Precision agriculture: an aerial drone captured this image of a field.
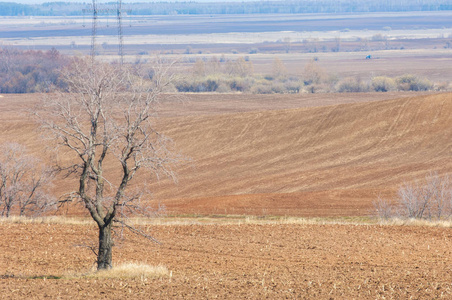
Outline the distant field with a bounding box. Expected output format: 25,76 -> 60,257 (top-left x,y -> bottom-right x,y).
1,11 -> 451,51
2,11 -> 451,83
1,91 -> 451,217
1,11 -> 452,37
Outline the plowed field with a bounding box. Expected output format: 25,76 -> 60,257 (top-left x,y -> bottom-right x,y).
1,91 -> 451,217
1,221 -> 452,299
2,92 -> 452,299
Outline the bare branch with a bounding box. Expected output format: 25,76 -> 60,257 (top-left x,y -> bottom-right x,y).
35,57 -> 179,270
0,143 -> 56,217
113,219 -> 161,245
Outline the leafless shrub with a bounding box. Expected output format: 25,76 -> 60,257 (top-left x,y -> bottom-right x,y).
375,172 -> 452,220
0,143 -> 56,217
396,74 -> 433,91
272,57 -> 288,78
302,59 -> 326,86
396,182 -> 430,219
373,196 -> 394,220
372,76 -> 396,92
335,77 -> 370,93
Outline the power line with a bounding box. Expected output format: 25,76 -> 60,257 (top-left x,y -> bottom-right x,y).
83,1 -> 131,65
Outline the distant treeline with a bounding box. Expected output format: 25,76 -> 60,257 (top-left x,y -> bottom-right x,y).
1,48 -> 449,94
1,0 -> 451,16
0,47 -> 70,93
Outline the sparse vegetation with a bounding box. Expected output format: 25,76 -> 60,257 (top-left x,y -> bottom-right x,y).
87,263 -> 169,279
335,77 -> 370,93
0,143 -> 55,217
372,76 -> 396,92
375,172 -> 452,220
395,74 -> 433,91
0,47 -> 449,95
0,47 -> 70,93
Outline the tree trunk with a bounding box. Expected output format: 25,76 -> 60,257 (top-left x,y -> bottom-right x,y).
97,222 -> 113,270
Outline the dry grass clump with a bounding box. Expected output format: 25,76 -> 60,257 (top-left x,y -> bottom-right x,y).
87,263 -> 169,279
377,217 -> 452,228
0,215 -> 92,225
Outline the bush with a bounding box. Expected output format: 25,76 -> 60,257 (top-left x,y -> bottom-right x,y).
0,47 -> 70,93
373,196 -> 394,220
435,82 -> 452,91
216,82 -> 232,93
270,82 -> 285,94
302,83 -> 331,94
272,57 -> 288,78
302,60 -> 325,85
226,57 -> 254,77
375,172 -> 452,220
249,48 -> 258,54
396,74 -> 433,91
249,77 -> 301,94
227,77 -> 252,92
250,84 -> 273,94
174,77 -> 220,93
372,76 -> 396,92
283,79 -> 302,93
335,77 -> 369,93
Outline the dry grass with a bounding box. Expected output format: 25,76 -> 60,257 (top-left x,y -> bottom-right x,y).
377,217 -> 452,228
0,215 -> 92,225
84,263 -> 169,279
3,215 -> 451,228
0,215 -> 366,226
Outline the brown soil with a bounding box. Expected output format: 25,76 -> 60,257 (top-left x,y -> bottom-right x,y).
1,92 -> 451,217
153,92 -> 452,216
1,222 -> 451,299
2,92 -> 452,299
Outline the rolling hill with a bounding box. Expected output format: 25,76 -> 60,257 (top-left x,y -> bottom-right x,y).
1,92 -> 451,216
155,92 -> 452,216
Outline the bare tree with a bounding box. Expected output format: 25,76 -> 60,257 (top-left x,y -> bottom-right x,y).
375,172 -> 452,220
397,182 -> 428,219
373,195 -> 393,220
37,57 -> 177,270
0,143 -> 55,217
272,57 -> 288,79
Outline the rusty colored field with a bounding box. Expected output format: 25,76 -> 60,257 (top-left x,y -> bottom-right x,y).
1,91 -> 452,298
154,92 -> 452,217
1,91 -> 451,217
1,221 -> 452,299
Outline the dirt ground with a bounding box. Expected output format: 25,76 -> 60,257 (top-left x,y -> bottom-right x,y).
2,10 -> 452,299
1,89 -> 452,300
1,92 -> 451,218
1,221 -> 451,299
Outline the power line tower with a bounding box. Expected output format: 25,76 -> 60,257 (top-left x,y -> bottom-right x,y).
90,0 -> 98,63
83,0 -> 128,65
116,0 -> 124,65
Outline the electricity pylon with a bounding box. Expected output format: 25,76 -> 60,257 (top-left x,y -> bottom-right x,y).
84,0 -> 126,65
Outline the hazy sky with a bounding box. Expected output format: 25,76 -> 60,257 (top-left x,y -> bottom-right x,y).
9,0 -> 261,3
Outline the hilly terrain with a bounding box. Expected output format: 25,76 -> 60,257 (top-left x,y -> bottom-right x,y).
153,92 -> 452,216
2,92 -> 452,299
0,92 -> 451,217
